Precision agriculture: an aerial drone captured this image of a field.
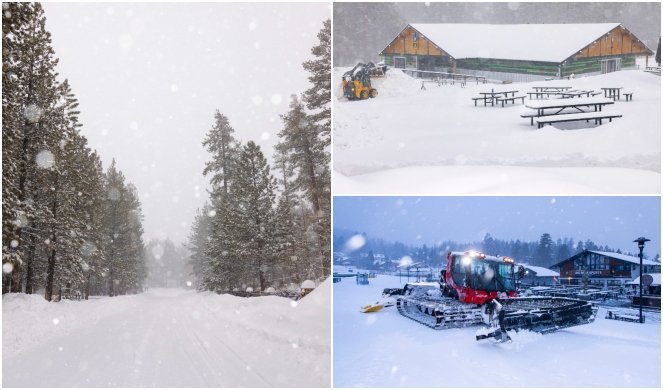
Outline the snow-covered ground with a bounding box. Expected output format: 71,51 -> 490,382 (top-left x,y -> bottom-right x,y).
3,280 -> 331,387
333,274 -> 661,388
333,68 -> 661,194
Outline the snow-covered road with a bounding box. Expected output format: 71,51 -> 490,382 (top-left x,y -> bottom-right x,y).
3,285 -> 330,387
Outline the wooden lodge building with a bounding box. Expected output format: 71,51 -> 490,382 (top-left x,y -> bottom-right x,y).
550,250 -> 662,289
379,23 -> 654,82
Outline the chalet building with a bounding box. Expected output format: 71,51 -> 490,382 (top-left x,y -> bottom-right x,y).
519,264 -> 560,286
626,273 -> 661,296
379,23 -> 654,82
550,250 -> 662,288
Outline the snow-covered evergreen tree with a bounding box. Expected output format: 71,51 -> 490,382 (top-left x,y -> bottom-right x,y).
2,2 -> 62,293
101,162 -> 146,296
302,19 -> 331,148
228,141 -> 278,291
187,203 -> 213,290
276,96 -> 330,277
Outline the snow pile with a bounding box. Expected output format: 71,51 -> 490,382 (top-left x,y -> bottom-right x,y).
3,284 -> 330,387
334,274 -> 661,388
2,292 -> 137,358
333,67 -> 421,100
334,69 -> 661,194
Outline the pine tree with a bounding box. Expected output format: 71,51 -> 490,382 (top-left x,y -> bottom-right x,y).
273,145 -> 314,284
2,2 -> 62,293
101,161 -> 146,296
302,19 -> 331,148
187,203 -> 213,290
202,110 -> 238,196
276,96 -> 330,277
200,111 -> 240,293
535,233 -> 554,266
228,141 -> 278,291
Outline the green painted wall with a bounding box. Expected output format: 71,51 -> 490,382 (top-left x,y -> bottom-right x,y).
381,53 -> 640,76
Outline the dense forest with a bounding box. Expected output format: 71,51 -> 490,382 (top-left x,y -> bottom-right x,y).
187,20 -> 331,294
334,228 -> 659,270
2,3 -> 146,298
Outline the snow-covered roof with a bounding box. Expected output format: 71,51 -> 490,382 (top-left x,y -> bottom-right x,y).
588,250 -> 659,266
407,23 -> 622,63
522,264 -> 559,277
627,273 -> 661,286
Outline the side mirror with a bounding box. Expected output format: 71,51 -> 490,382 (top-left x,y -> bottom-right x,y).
517,266 -> 526,279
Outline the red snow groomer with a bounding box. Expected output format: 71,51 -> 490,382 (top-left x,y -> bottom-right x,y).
363,251 -> 598,342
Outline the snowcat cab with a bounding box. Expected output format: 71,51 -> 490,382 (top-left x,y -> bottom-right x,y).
442,251 -> 519,305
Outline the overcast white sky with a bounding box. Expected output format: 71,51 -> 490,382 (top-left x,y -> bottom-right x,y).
43,2 -> 330,245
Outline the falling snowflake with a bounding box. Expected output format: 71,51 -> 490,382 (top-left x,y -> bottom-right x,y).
23,104 -> 43,123
251,95 -> 263,105
2,262 -> 14,274
399,256 -> 413,267
118,33 -> 133,50
52,318 -> 60,325
10,240 -> 18,248
344,234 -> 366,252
151,243 -> 164,259
107,187 -> 121,201
35,150 -> 55,169
248,21 -> 257,31
270,94 -> 282,105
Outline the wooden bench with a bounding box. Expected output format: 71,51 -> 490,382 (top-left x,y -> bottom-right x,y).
535,112 -> 622,129
590,91 -> 603,97
472,96 -> 493,106
623,92 -> 633,101
495,95 -> 526,107
606,310 -> 643,323
521,112 -> 567,126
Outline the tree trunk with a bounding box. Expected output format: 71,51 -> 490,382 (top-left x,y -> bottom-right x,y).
24,231 -> 37,294
44,245 -> 56,301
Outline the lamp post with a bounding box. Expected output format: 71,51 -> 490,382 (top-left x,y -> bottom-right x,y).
633,237 -> 650,324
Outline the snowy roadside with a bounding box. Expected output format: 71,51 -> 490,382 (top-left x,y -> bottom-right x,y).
2,292 -> 139,359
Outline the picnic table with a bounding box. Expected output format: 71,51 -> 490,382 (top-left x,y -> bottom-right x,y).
559,90 -> 594,98
524,97 -> 615,116
601,87 -> 623,101
532,86 -> 572,93
473,89 -> 519,106
521,97 -> 617,126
